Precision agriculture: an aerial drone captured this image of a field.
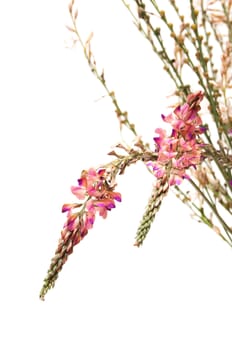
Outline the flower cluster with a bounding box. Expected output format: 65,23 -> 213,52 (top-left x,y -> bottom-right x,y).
149,91 -> 205,185
39,167 -> 121,300
63,168 -> 121,231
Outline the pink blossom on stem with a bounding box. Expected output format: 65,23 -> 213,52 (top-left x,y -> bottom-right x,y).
40,166 -> 121,300
149,91 -> 205,185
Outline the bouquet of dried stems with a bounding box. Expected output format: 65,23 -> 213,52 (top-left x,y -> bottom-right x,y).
40,0 -> 232,300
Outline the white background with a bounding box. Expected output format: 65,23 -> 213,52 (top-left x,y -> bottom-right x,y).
1,1 -> 232,349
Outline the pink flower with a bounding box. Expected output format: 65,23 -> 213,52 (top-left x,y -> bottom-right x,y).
71,168 -> 121,203
151,91 -> 205,185
63,167 -> 121,232
40,165 -> 122,300
161,91 -> 204,140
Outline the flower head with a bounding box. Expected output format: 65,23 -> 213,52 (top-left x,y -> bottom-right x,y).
150,91 -> 205,185
40,166 -> 121,300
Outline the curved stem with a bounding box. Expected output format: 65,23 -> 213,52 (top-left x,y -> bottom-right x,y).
189,178 -> 232,240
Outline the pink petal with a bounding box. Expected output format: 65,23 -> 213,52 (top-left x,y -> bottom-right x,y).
62,203 -> 81,213
71,186 -> 86,200
97,207 -> 108,219
95,199 -> 115,209
111,192 -> 121,202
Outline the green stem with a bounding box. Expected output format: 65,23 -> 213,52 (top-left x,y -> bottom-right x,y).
221,1 -> 232,44
189,178 -> 232,240
203,132 -> 232,194
174,186 -> 232,247
122,0 -> 189,95
70,12 -> 137,137
189,0 -> 232,149
200,0 -> 217,80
